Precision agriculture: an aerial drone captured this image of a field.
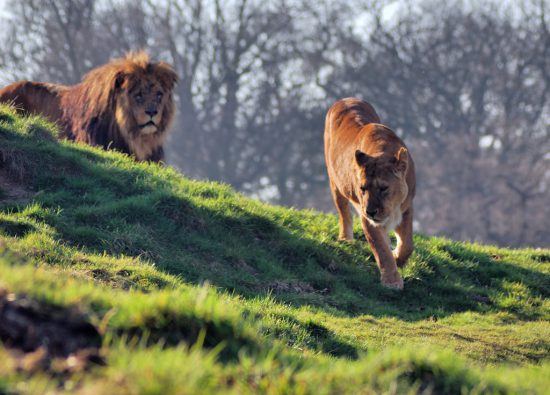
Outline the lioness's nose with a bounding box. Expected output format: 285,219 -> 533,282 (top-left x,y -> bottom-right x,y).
146,109 -> 158,117
366,208 -> 378,218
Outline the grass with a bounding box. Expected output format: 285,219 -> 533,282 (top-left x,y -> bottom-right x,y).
0,104 -> 548,393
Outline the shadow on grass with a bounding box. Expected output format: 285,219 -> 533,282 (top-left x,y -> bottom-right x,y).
0,218 -> 36,237
1,118 -> 549,325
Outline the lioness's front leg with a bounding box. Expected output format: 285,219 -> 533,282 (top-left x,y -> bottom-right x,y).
393,207 -> 414,268
361,217 -> 403,289
330,181 -> 354,240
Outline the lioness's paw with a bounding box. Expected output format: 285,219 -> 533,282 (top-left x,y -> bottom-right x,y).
393,252 -> 406,268
393,251 -> 412,268
381,274 -> 404,290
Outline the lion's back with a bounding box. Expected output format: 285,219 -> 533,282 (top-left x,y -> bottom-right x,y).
0,81 -> 67,123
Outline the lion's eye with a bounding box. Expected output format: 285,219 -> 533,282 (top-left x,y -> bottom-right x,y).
156,92 -> 163,100
360,185 -> 367,194
135,93 -> 143,102
380,186 -> 388,193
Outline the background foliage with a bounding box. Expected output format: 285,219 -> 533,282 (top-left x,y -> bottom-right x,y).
0,0 -> 548,247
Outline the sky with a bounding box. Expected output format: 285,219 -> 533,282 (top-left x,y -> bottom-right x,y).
0,0 -> 8,16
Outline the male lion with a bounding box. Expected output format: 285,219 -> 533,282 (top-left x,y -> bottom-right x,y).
0,51 -> 177,162
324,98 -> 416,290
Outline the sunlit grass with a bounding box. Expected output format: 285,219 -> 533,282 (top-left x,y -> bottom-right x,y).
0,104 -> 549,393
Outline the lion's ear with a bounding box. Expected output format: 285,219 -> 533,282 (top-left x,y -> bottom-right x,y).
355,150 -> 372,168
114,72 -> 126,90
394,147 -> 408,174
155,62 -> 178,90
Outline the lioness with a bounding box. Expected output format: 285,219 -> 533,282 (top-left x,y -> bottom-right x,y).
324,98 -> 416,289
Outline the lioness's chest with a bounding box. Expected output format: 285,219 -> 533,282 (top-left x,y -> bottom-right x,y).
350,201 -> 403,232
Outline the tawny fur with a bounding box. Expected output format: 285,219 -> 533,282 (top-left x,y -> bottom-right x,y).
0,52 -> 177,162
324,98 -> 416,290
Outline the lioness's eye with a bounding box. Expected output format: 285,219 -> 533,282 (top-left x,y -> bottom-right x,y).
157,91 -> 163,100
135,93 -> 143,102
360,185 -> 367,193
380,186 -> 388,193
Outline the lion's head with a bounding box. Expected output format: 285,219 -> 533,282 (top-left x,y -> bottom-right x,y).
354,146 -> 409,228
76,51 -> 178,160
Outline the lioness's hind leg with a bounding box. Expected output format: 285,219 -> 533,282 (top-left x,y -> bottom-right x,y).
330,182 -> 354,240
394,208 -> 414,268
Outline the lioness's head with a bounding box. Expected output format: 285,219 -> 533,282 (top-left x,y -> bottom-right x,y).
354,147 -> 409,227
106,52 -> 177,138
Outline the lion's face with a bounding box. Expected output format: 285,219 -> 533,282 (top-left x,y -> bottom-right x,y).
354,147 -> 409,227
64,51 -> 177,161
115,76 -> 172,136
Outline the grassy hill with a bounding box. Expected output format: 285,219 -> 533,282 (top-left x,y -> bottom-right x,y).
0,105 -> 548,394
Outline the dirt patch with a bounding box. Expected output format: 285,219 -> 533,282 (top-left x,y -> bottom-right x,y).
0,288 -> 103,375
0,168 -> 32,203
266,280 -> 328,295
234,259 -> 258,276
471,294 -> 491,304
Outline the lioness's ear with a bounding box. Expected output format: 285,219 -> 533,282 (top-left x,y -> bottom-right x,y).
355,150 -> 372,167
394,147 -> 408,173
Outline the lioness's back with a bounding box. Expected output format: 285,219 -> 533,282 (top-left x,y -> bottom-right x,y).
325,98 -> 381,138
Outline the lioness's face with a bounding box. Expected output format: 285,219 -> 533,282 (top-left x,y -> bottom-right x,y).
355,148 -> 409,226
125,78 -> 168,135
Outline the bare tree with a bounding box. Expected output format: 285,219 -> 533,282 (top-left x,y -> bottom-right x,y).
2,0 -> 100,83
0,0 -> 547,246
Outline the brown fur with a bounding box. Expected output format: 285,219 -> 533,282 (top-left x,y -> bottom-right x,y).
324,98 -> 416,289
0,52 -> 177,162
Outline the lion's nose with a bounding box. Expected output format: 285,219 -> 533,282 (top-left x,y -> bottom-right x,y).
366,208 -> 378,219
145,109 -> 158,117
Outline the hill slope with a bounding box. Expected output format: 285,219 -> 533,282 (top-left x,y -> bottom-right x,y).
0,105 -> 549,394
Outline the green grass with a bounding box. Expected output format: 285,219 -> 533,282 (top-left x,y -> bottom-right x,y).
0,104 -> 548,394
